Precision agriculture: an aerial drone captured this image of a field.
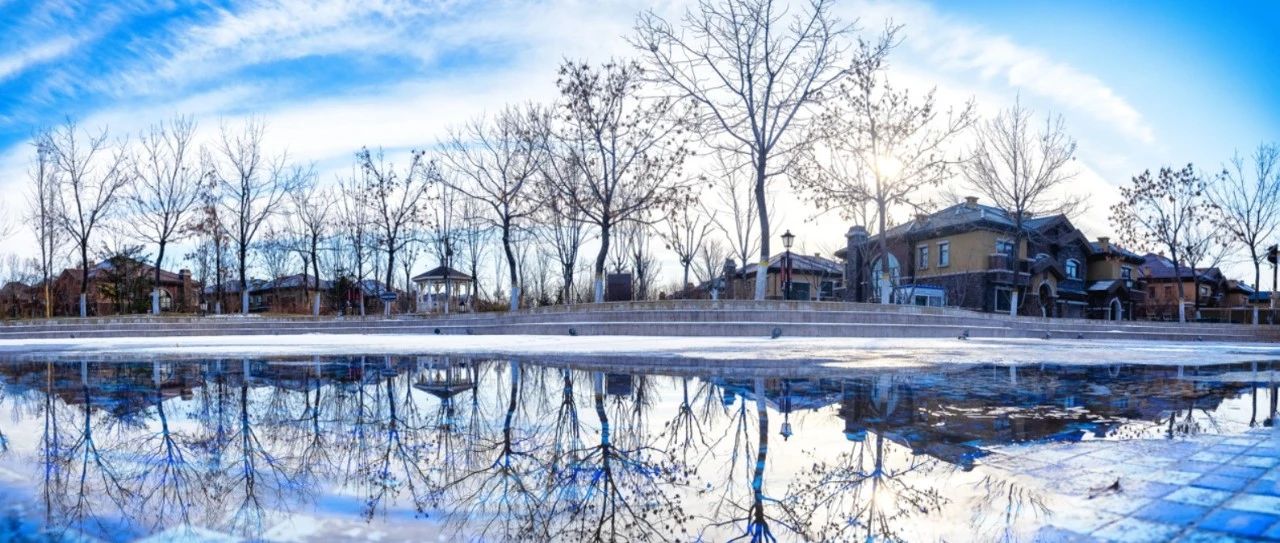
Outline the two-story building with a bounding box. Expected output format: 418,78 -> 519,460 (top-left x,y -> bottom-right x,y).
1137,254 -> 1228,320
1085,237 -> 1147,320
837,196 -> 1143,320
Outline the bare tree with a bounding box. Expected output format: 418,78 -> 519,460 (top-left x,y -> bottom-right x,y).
458,197 -> 490,306
707,152 -> 765,276
26,135 -> 64,318
441,105 -> 546,311
126,116 -> 203,315
962,99 -> 1076,315
426,177 -> 462,313
693,238 -> 729,286
337,165 -> 375,316
213,119 -> 301,315
635,0 -> 859,301
1111,164 -> 1208,322
796,29 -> 973,304
42,119 -> 133,317
1183,203 -> 1234,312
662,194 -> 713,294
1208,143 -> 1280,290
358,147 -> 435,316
536,141 -> 591,305
553,59 -> 693,302
288,172 -> 331,316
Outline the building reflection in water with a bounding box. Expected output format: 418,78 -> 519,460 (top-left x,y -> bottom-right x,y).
0,356 -> 1273,541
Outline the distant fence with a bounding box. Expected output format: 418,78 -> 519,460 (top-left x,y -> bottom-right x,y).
1194,307 -> 1280,325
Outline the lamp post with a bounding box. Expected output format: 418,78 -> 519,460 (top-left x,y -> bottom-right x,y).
781,230 -> 795,300
443,246 -> 454,315
1268,244 -> 1278,310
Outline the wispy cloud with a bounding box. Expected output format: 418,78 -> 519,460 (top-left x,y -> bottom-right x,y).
847,0 -> 1155,145
0,35 -> 85,83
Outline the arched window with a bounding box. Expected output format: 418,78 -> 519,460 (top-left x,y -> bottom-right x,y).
869,254 -> 900,296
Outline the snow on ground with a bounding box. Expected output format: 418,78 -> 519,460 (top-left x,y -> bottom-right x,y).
0,333 -> 1277,367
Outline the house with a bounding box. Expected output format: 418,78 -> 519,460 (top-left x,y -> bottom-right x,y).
1138,254 -> 1228,320
839,197 -> 1100,317
0,282 -> 38,319
1085,237 -> 1147,320
248,274 -> 331,313
836,196 -> 1142,319
53,257 -> 197,316
724,252 -> 844,301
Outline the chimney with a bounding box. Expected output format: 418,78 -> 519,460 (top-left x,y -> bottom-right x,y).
1097,237 -> 1111,252
964,196 -> 979,208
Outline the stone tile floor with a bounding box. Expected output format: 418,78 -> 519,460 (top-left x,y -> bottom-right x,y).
985,428 -> 1280,541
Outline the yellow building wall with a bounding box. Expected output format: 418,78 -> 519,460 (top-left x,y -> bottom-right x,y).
911,229 -> 1026,277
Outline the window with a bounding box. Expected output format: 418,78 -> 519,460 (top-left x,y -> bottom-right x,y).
869,255 -> 901,301
820,280 -> 836,300
938,242 -> 950,267
917,245 -> 929,270
995,288 -> 1013,312
1198,285 -> 1211,298
1065,259 -> 1080,279
1120,266 -> 1133,280
995,239 -> 1014,255
1163,285 -> 1173,299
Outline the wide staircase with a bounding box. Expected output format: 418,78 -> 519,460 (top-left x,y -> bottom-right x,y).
1,300 -> 1277,343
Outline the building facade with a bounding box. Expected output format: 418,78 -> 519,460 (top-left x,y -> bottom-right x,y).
838,197 -> 1145,319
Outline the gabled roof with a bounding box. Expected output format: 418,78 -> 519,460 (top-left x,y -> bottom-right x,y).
1139,253 -> 1224,282
412,266 -> 474,283
88,257 -> 188,283
740,253 -> 843,277
877,201 -> 1081,251
1089,242 -> 1144,263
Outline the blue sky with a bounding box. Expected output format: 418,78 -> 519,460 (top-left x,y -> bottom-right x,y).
1,0 -> 1277,280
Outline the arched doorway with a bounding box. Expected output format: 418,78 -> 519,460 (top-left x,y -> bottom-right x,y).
1109,297 -> 1123,321
1038,282 -> 1055,318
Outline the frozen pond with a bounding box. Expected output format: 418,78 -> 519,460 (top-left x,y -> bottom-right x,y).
0,353 -> 1278,541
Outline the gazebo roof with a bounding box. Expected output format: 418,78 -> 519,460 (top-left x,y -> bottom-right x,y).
411,266 -> 474,283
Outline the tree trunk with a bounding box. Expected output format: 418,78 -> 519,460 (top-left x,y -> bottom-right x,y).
753,158 -> 769,301
502,221 -> 520,311
1170,245 -> 1186,323
153,241 -> 166,315
1251,246 -> 1261,291
312,240 -> 321,317
239,245 -> 249,315
877,201 -> 891,305
593,222 -> 611,304
79,244 -> 89,318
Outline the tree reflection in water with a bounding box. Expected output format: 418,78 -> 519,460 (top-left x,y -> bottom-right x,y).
0,356 -> 1272,541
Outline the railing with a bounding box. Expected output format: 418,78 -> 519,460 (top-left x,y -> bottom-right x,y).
1194,307 -> 1280,325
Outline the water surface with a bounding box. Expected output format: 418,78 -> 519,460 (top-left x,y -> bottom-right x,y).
0,355 -> 1276,541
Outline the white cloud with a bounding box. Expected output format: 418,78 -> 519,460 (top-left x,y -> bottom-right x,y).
0,36 -> 85,83
845,0 -> 1155,145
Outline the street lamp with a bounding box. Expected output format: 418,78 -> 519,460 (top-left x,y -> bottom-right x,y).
781,230 -> 795,300
444,245 -> 454,315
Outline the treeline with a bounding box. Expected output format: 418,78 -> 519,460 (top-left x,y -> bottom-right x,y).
6,0 -> 1277,319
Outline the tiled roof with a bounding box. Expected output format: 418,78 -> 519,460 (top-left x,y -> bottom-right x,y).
1139,253 -> 1223,281
412,266 -> 474,282
740,252 -> 843,277
880,201 -> 1070,241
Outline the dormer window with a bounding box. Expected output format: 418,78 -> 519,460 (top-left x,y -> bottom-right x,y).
1065,259 -> 1080,279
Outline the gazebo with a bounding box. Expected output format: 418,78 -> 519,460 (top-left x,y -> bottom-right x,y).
411,265 -> 474,313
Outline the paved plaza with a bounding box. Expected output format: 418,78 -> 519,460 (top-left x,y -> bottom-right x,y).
986,428 -> 1280,541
